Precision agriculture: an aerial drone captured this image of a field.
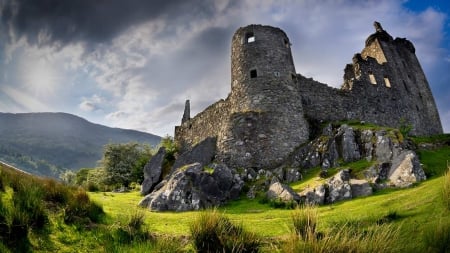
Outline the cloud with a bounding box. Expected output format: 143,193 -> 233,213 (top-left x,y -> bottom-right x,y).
0,0 -> 238,47
79,94 -> 105,112
1,85 -> 51,111
0,0 -> 448,136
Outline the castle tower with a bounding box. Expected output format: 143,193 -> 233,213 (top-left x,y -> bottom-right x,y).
217,25 -> 309,169
343,22 -> 443,135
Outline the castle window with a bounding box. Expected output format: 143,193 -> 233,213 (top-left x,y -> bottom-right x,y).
403,80 -> 409,93
283,38 -> 290,48
274,71 -> 280,77
368,71 -> 377,85
250,69 -> 257,78
384,76 -> 391,88
291,73 -> 297,81
416,105 -> 419,111
246,32 -> 255,43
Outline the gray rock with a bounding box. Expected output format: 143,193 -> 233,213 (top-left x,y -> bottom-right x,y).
285,168 -> 302,183
139,163 -> 241,211
300,185 -> 326,205
266,182 -> 301,202
326,170 -> 352,203
388,150 -> 426,187
350,179 -> 372,197
172,137 -> 217,170
140,147 -> 166,195
338,125 -> 361,162
375,132 -> 393,163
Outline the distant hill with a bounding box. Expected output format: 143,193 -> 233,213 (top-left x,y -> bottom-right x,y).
0,112 -> 161,177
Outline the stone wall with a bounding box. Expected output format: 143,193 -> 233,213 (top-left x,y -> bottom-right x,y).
174,22 -> 443,171
175,98 -> 230,152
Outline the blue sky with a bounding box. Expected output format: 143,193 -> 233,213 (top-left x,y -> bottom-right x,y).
0,0 -> 449,136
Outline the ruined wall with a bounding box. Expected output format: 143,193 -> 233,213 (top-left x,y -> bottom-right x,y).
175,99 -> 230,152
174,22 -> 443,171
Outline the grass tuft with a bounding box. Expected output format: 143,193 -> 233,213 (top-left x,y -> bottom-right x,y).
291,204 -> 318,240
424,219 -> 450,253
190,209 -> 260,253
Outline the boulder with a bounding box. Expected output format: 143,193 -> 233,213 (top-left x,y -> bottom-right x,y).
388,150 -> 426,187
139,163 -> 242,211
374,132 -> 393,163
350,179 -> 372,197
338,125 -> 361,162
172,137 -> 217,170
140,147 -> 165,195
326,169 -> 352,203
300,185 -> 326,205
266,182 -> 301,202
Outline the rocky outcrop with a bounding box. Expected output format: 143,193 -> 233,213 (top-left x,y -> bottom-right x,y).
172,137 -> 217,170
266,182 -> 301,202
290,124 -> 426,187
139,163 -> 243,211
300,170 -> 372,205
140,147 -> 165,195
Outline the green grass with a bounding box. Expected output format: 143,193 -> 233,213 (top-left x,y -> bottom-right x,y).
1,136 -> 449,252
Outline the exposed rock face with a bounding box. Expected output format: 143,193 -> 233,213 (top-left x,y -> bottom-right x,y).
327,169 -> 352,203
301,170 -> 372,205
266,182 -> 301,202
388,150 -> 426,187
140,147 -> 165,195
300,185 -> 326,205
350,179 -> 373,197
172,137 -> 217,170
139,163 -> 242,211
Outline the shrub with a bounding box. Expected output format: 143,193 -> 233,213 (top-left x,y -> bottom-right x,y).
291,204 -> 318,240
12,181 -> 48,229
64,188 -> 104,224
106,211 -> 150,247
190,209 -> 260,253
42,178 -> 71,204
444,162 -> 450,210
424,220 -> 450,253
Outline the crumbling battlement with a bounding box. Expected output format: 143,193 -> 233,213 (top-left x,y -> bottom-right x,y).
175,22 -> 443,170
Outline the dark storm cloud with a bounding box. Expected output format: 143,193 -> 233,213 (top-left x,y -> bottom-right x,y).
0,0 -> 237,46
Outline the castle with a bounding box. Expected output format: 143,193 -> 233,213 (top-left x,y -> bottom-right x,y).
175,22 -> 443,170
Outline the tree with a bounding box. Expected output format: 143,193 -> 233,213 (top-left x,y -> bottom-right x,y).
100,142 -> 153,188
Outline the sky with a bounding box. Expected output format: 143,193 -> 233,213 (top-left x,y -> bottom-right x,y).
0,0 -> 449,137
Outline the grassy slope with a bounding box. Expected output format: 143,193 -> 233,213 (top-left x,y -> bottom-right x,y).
88,144 -> 450,252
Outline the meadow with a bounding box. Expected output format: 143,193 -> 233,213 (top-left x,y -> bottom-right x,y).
0,138 -> 448,252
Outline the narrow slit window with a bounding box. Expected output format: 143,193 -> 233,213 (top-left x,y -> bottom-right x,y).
250,69 -> 257,78
246,32 -> 255,43
384,76 -> 391,88
368,71 -> 377,85
403,80 -> 409,93
274,71 -> 280,77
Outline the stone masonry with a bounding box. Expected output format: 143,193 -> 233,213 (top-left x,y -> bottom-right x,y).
175,22 -> 443,171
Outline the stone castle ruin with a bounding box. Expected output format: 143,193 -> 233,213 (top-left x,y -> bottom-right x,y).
174,22 -> 443,171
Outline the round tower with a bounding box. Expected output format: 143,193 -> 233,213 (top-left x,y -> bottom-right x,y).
229,25 -> 298,112
218,25 -> 309,169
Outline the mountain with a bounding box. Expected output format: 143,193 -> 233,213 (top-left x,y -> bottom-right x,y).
0,112 -> 161,177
